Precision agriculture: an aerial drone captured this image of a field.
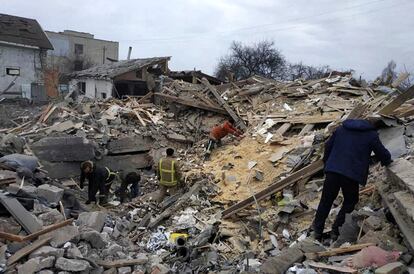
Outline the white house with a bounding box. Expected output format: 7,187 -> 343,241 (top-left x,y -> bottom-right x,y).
69,57 -> 170,99
0,13 -> 53,102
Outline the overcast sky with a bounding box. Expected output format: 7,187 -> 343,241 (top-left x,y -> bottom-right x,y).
3,0 -> 414,80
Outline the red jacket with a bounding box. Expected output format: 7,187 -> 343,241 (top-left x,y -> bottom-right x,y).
210,121 -> 242,140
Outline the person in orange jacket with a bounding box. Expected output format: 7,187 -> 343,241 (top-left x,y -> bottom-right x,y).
205,119 -> 243,158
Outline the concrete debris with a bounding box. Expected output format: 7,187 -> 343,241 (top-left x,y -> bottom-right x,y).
1,73 -> 414,273
55,257 -> 91,272
36,184 -> 64,205
77,211 -> 107,232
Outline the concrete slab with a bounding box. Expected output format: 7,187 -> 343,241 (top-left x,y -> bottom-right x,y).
107,136 -> 152,155
32,136 -> 95,162
97,154 -> 152,172
379,126 -> 407,159
388,159 -> 414,195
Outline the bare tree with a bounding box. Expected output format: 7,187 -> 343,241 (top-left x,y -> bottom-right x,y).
287,62 -> 331,81
215,40 -> 287,81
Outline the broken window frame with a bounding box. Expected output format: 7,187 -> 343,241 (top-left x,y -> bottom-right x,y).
74,43 -> 84,55
77,81 -> 86,95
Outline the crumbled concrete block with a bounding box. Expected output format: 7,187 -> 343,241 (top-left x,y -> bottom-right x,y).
17,258 -> 40,274
6,183 -> 37,195
261,247 -> 304,274
0,217 -> 21,234
66,244 -> 83,259
55,257 -> 90,272
38,209 -> 65,226
365,215 -> 383,231
118,266 -> 132,274
150,264 -> 170,274
32,136 -> 95,162
80,230 -> 107,249
29,246 -> 64,258
375,262 -> 406,274
39,225 -> 80,248
36,184 -> 64,205
38,270 -> 54,274
17,256 -> 54,274
77,211 -> 107,232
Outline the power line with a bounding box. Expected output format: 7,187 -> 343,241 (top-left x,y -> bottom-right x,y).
119,0 -> 397,43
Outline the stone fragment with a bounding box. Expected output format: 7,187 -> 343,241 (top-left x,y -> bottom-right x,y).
118,266 -> 132,274
77,211 -> 107,232
38,270 -> 54,274
38,209 -> 65,226
0,217 -> 21,234
80,230 -> 107,249
29,246 -> 64,258
375,262 -> 407,274
102,244 -> 123,257
261,247 -> 304,274
36,184 -> 64,205
365,215 -> 383,231
103,268 -> 117,274
17,256 -> 54,274
40,225 -> 80,248
66,244 -> 83,259
55,257 -> 90,272
7,183 -> 37,195
150,264 -> 170,274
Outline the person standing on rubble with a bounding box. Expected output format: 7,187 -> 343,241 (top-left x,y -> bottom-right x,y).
115,170 -> 140,203
157,148 -> 181,202
311,118 -> 391,241
80,161 -> 117,205
205,119 -> 243,158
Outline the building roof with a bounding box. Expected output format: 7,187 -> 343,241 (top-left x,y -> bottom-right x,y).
0,13 -> 53,49
71,57 -> 171,79
169,70 -> 223,85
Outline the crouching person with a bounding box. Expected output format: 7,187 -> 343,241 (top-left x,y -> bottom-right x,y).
157,148 -> 181,203
116,170 -> 140,203
80,161 -> 116,205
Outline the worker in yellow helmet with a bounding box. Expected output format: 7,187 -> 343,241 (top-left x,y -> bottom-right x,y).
156,148 -> 181,202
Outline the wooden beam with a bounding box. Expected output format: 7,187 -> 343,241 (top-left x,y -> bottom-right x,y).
222,159 -> 324,219
298,124 -> 314,136
305,243 -> 374,260
201,78 -> 247,130
7,236 -> 52,266
0,219 -> 74,242
378,85 -> 414,115
154,93 -> 227,115
308,262 -> 357,274
275,123 -> 292,136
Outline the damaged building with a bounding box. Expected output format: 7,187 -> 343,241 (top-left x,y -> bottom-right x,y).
68,57 -> 170,99
1,71 -> 414,273
0,13 -> 53,101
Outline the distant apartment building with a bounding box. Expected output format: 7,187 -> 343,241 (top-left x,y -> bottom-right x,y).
45,30 -> 119,72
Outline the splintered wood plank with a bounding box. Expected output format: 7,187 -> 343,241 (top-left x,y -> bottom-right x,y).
201,78 -> 247,130
154,93 -> 227,115
308,262 -> 357,273
7,237 -> 52,266
275,123 -> 292,136
298,124 -> 315,136
379,85 -> 414,115
305,243 -> 374,259
222,159 -> 324,219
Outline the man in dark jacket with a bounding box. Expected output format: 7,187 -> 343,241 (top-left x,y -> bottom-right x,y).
115,170 -> 140,203
312,119 -> 391,241
80,161 -> 117,204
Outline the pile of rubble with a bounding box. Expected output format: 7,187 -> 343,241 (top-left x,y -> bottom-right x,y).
0,73 -> 414,273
